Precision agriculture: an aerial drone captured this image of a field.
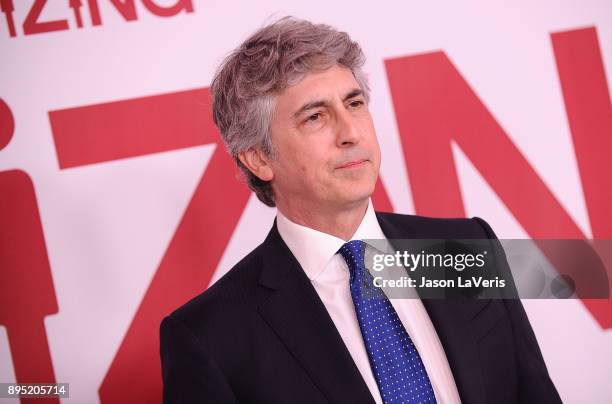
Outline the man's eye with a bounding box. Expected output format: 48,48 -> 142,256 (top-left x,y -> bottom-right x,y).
349,100 -> 364,108
306,113 -> 321,122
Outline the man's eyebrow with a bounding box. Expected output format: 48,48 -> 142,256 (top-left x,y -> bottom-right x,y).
293,100 -> 327,119
292,88 -> 364,119
343,88 -> 363,101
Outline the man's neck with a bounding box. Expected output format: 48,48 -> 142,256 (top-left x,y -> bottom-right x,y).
276,199 -> 370,241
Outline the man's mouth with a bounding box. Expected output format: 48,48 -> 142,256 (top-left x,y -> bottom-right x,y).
336,159 -> 368,169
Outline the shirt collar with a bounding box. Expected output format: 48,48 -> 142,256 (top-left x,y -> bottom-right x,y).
276,199 -> 387,281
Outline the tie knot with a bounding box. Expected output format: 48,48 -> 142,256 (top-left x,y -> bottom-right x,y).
338,240 -> 366,276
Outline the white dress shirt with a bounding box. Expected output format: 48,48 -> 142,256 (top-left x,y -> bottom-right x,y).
276,200 -> 462,404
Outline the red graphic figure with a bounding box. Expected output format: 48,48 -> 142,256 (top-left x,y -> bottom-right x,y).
0,99 -> 60,404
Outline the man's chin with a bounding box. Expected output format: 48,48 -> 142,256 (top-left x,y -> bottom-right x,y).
332,184 -> 376,206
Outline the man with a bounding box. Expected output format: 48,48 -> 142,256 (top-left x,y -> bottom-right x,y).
160,17 -> 561,403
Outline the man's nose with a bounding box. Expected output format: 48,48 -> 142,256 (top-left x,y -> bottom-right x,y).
335,107 -> 360,147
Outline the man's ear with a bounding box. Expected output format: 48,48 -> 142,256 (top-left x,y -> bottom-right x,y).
238,148 -> 274,181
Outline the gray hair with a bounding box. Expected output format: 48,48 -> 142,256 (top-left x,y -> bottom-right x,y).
210,16 -> 370,207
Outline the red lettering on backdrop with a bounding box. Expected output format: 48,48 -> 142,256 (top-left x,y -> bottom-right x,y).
0,98 -> 14,149
0,0 -> 16,37
385,27 -> 611,328
50,89 -> 212,168
552,27 -> 612,326
2,0 -> 193,37
142,0 -> 193,17
22,0 -> 69,35
49,88 -> 251,402
87,0 -> 137,26
69,0 -> 84,29
0,170 -> 60,404
552,29 -> 612,238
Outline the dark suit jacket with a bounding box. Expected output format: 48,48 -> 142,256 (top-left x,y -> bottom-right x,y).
159,212 -> 562,403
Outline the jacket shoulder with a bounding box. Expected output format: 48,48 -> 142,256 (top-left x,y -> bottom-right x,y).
375,211 -> 495,239
165,241 -> 266,335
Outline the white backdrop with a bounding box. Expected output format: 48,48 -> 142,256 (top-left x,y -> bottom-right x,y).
1,1 -> 611,403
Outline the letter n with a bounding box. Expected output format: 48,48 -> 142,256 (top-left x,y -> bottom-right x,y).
87,0 -> 137,26
384,27 -> 611,328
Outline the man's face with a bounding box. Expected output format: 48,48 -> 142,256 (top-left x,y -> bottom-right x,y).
267,64 -> 381,213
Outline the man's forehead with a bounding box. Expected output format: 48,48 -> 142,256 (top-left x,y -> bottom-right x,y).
277,65 -> 361,109
289,65 -> 357,92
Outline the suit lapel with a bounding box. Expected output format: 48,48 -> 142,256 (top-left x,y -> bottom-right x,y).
376,213 -> 487,404
257,222 -> 375,404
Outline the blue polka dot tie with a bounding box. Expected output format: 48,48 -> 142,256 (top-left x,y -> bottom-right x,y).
339,240 -> 437,404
